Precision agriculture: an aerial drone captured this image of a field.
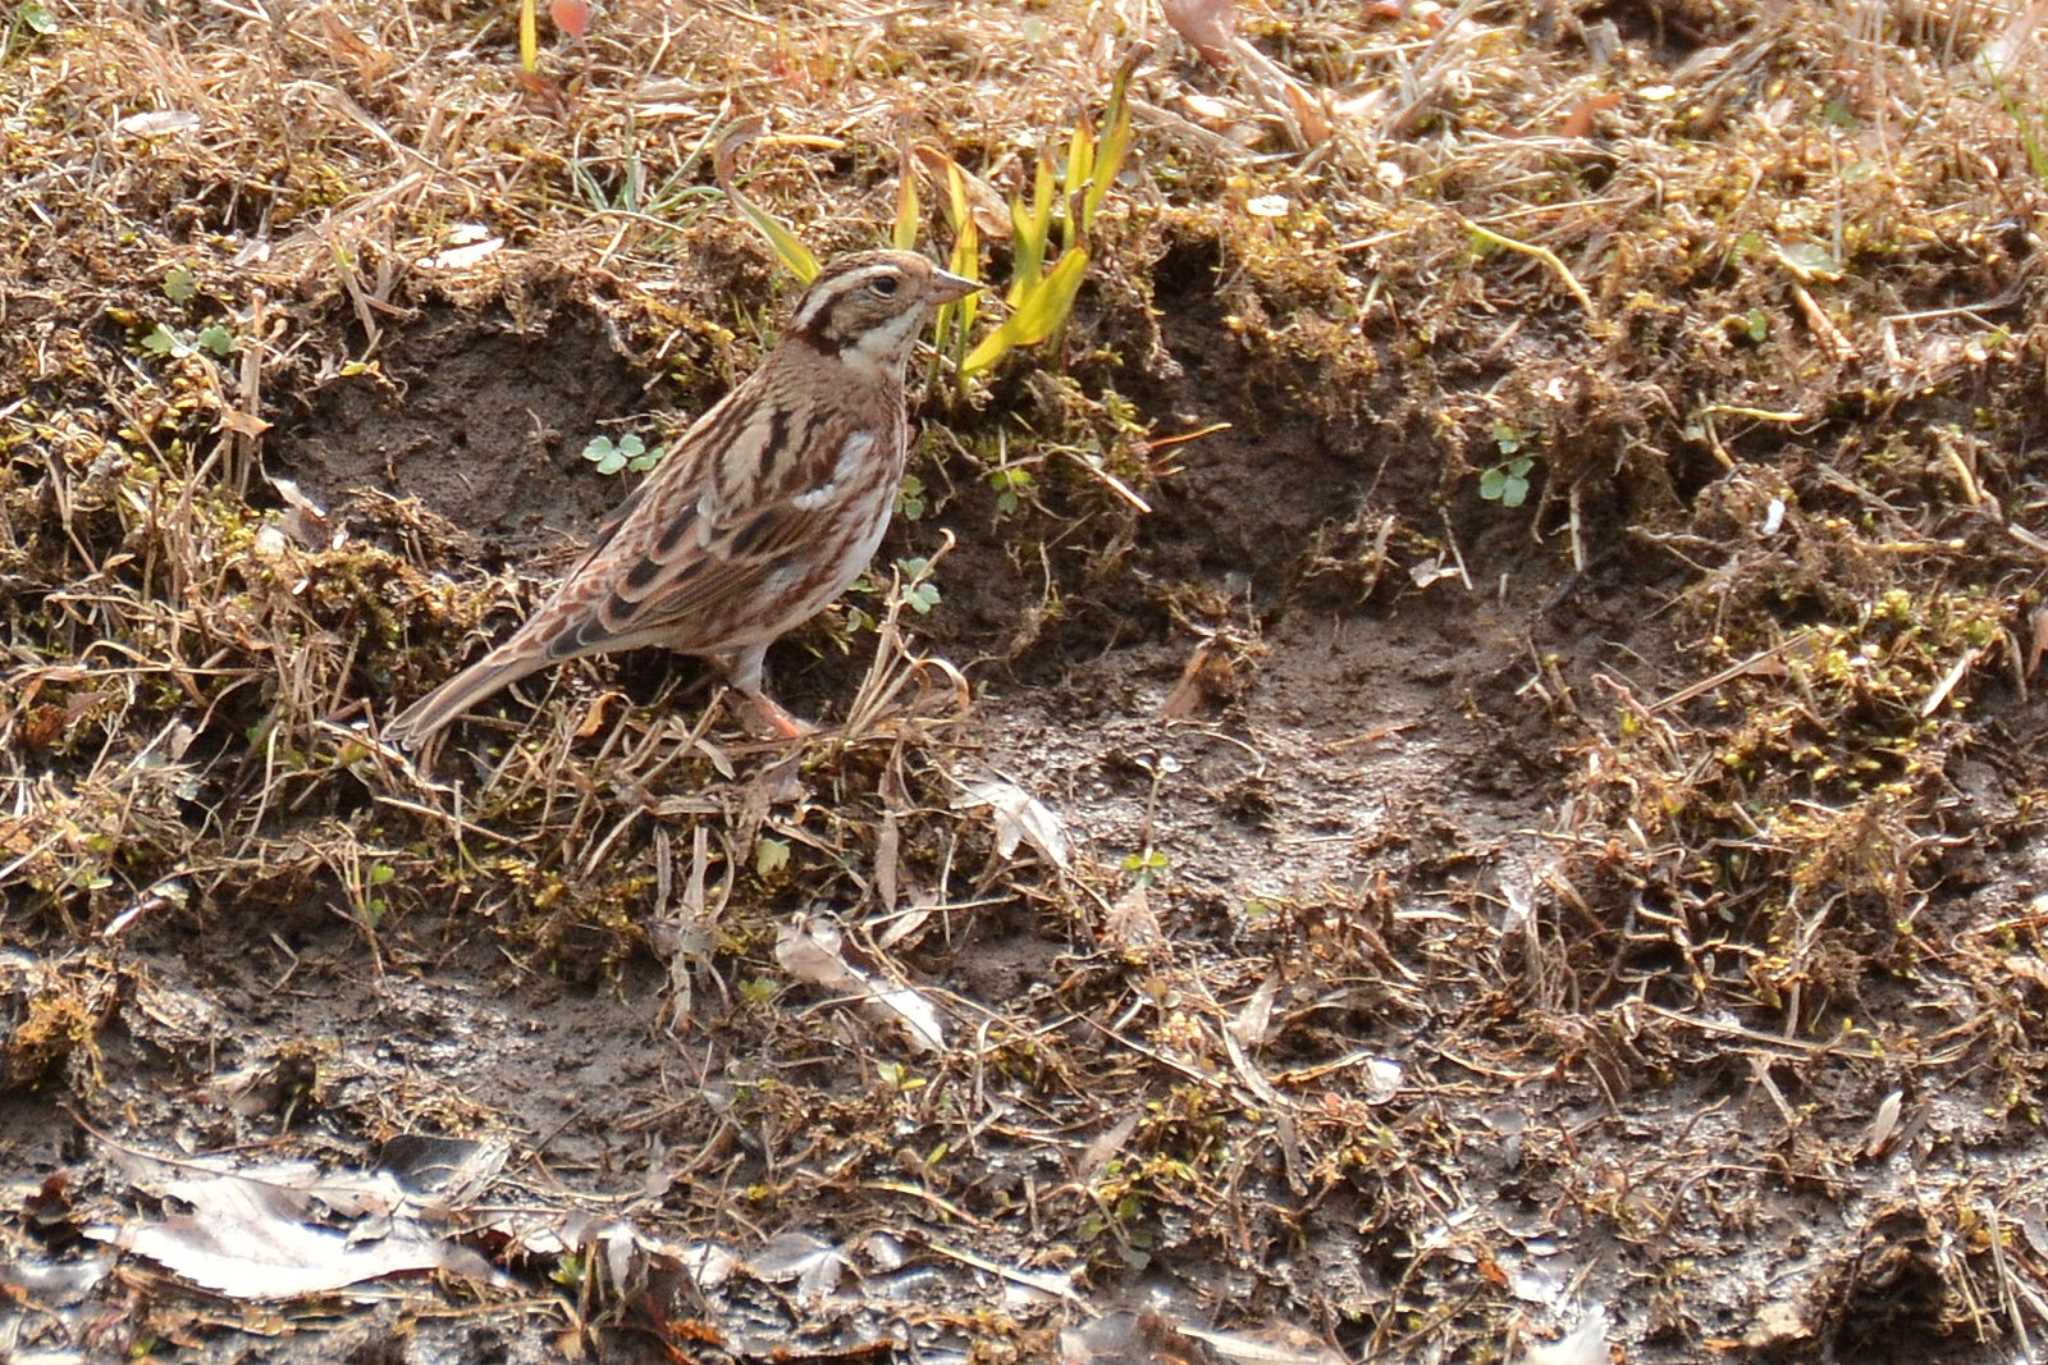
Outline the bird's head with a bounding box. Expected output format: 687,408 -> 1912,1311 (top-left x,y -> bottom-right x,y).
786,250 -> 980,373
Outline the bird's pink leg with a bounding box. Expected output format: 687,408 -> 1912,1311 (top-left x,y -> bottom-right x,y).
722,644 -> 816,738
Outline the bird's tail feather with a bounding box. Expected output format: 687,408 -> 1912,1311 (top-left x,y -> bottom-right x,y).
384,646 -> 550,749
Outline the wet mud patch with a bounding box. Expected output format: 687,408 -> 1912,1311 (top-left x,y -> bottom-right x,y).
916,265 -> 1683,931
271,305 -> 645,563
56,909 -> 676,1182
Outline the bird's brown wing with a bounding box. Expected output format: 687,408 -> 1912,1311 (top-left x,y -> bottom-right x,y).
566,379 -> 750,577
537,398 -> 888,661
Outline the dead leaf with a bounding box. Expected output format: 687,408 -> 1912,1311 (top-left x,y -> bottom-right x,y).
1160,637 -> 1236,718
749,1230 -> 850,1301
416,228 -> 505,272
1180,1318 -> 1349,1363
774,918 -> 945,1052
1076,1113 -> 1139,1179
98,1161 -> 510,1299
1861,1089 -> 1904,1158
956,778 -> 1071,869
2005,953 -> 2048,989
910,146 -> 1012,238
116,110 -> 201,138
1737,1296 -> 1815,1350
1226,972 -> 1279,1048
1179,91 -> 1239,128
1161,0 -> 1234,66
1555,91 -> 1622,138
1520,1305 -> 1609,1365
549,0 -> 590,39
513,69 -> 570,117
269,477 -> 334,550
874,813 -> 900,914
313,9 -> 393,82
1103,883 -> 1165,955
217,408 -> 273,439
1279,79 -> 1332,146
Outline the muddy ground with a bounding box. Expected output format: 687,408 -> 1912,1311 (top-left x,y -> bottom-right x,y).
10,1 -> 2048,1362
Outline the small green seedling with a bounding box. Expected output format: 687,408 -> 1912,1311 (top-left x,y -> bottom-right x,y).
3,0 -> 57,59
923,158 -> 983,380
142,323 -> 234,359
845,553 -> 942,632
989,465 -> 1035,517
895,556 -> 940,615
1121,847 -> 1168,885
716,53 -> 1138,391
892,152 -> 921,251
754,836 -> 791,878
895,473 -> 927,521
956,56 -> 1134,385
1480,420 -> 1535,507
581,433 -> 663,476
1480,457 -> 1534,508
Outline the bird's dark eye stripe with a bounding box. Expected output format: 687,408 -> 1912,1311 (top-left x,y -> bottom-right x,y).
800,293 -> 845,354
801,269 -> 902,339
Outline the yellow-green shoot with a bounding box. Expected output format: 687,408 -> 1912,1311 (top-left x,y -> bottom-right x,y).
931,160 -> 982,381
728,187 -> 819,283
717,119 -> 821,283
960,247 -> 1086,381
957,57 -> 1134,384
892,151 -> 921,251
712,55 -> 1137,387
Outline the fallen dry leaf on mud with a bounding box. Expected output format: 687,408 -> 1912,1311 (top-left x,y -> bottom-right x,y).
1064,1308 -> 1347,1363
775,917 -> 945,1052
956,778 -> 1071,868
94,1160 -> 509,1299
748,1229 -> 852,1301
1102,882 -> 1165,954
1226,971 -> 1279,1047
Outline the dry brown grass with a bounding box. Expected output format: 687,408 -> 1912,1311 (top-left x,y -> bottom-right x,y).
9,0 -> 2048,1359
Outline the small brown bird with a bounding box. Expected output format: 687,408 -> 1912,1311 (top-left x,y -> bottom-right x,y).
384,250 -> 980,748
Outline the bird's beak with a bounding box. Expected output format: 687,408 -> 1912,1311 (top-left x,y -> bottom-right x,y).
930,269 -> 983,303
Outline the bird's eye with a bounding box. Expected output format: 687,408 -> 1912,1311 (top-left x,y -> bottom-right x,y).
867,275 -> 901,298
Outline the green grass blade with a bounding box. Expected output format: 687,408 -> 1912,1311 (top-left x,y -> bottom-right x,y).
728,187 -> 819,282
961,245 -> 1086,379
1085,62 -> 1136,231
1007,154 -> 1055,305
949,214 -> 980,339
944,159 -> 970,234
1061,115 -> 1094,250
892,158 -> 920,250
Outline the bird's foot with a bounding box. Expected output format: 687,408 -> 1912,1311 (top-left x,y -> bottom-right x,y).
743,690 -> 817,739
